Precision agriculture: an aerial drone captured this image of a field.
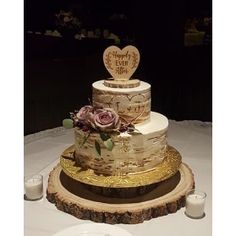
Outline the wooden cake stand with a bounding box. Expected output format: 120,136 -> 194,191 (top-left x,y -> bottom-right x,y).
47,162 -> 194,224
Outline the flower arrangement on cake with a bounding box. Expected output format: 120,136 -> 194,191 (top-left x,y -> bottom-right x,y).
70,105 -> 139,157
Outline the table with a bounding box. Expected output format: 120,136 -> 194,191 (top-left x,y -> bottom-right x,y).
24,120 -> 212,236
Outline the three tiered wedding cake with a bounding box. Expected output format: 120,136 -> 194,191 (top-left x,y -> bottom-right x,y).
71,46 -> 171,177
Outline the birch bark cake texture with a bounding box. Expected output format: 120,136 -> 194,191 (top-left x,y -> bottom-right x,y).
47,45 -> 194,223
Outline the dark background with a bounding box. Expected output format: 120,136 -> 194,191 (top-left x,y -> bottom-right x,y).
24,0 -> 212,135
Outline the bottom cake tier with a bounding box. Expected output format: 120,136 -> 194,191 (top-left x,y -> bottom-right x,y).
59,145 -> 182,189
46,163 -> 194,224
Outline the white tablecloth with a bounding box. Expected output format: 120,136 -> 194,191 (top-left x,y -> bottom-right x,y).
24,120 -> 212,236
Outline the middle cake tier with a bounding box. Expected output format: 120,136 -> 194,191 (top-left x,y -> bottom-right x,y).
74,111 -> 168,176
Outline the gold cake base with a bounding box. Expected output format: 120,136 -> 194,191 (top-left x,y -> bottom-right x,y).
46,163 -> 194,224
60,145 -> 182,188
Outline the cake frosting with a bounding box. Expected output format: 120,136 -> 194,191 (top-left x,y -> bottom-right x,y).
92,80 -> 151,124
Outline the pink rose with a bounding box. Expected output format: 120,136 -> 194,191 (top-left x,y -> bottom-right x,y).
76,105 -> 93,122
86,112 -> 96,129
94,108 -> 121,132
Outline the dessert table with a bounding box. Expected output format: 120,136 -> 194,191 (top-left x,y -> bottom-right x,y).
24,120 -> 212,236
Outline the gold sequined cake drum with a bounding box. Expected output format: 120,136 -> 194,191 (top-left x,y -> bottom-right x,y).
60,145 -> 182,188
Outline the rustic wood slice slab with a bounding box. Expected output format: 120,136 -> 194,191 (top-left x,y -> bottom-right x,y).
47,163 -> 194,224
103,79 -> 140,88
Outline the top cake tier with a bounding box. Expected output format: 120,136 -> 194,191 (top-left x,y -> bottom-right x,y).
92,80 -> 151,124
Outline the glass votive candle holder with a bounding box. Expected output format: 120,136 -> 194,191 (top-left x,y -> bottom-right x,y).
185,189 -> 206,219
24,174 -> 43,201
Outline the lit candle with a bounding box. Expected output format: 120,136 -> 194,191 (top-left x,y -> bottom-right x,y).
24,175 -> 43,200
185,189 -> 206,219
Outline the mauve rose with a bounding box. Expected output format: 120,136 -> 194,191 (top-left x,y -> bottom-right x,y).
94,108 -> 120,132
76,105 -> 93,122
86,112 -> 96,129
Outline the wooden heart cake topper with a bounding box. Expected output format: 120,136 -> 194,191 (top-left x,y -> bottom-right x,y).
103,45 -> 140,80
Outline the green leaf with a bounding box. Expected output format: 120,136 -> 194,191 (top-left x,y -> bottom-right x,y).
103,138 -> 114,151
127,125 -> 141,134
133,128 -> 141,134
95,140 -> 101,156
127,126 -> 135,132
78,131 -> 90,148
62,119 -> 73,129
100,133 -> 111,141
82,132 -> 91,145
